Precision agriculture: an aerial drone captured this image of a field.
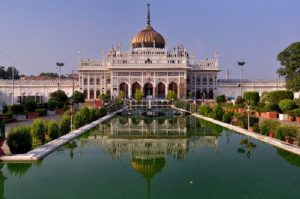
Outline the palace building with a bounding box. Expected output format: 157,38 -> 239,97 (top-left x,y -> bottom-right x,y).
77,4 -> 220,100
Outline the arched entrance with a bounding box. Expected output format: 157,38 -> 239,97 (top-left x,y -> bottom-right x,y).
90,90 -> 94,99
202,89 -> 207,100
208,89 -> 214,99
132,82 -> 141,98
168,82 -> 178,96
96,90 -> 100,98
196,90 -> 201,99
84,90 -> 88,99
157,82 -> 165,98
119,82 -> 129,98
144,82 -> 153,98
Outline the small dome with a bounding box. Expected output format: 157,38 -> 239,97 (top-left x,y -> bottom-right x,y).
131,4 -> 165,49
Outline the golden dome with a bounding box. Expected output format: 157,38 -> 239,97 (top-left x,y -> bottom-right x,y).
131,4 -> 165,49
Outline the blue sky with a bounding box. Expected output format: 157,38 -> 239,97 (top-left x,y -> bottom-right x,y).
0,0 -> 299,79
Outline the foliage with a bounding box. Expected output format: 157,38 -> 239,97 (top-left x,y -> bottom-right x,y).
216,95 -> 226,104
25,100 -> 37,112
269,90 -> 294,105
95,108 -> 106,119
80,107 -> 90,125
60,116 -> 71,135
259,119 -> 280,135
234,114 -> 259,129
117,90 -> 126,101
70,91 -> 85,103
198,105 -> 212,117
31,118 -> 46,146
50,90 -> 68,103
261,92 -> 270,103
0,66 -> 20,79
98,93 -> 110,102
48,99 -> 58,111
47,120 -> 60,140
277,149 -> 300,167
262,103 -> 280,113
275,125 -> 298,140
211,105 -> 224,121
222,112 -> 234,124
235,96 -> 244,105
278,99 -> 296,113
277,42 -> 300,91
7,126 -> 32,154
7,163 -> 32,177
89,108 -> 96,122
36,108 -> 47,116
292,108 -> 300,117
56,101 -> 64,109
73,113 -> 84,129
11,104 -> 25,114
39,72 -> 58,78
243,91 -> 260,106
252,123 -> 260,133
254,102 -> 265,113
134,89 -> 144,102
167,90 -> 177,101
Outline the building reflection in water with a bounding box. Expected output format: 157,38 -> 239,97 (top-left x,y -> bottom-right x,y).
80,116 -> 219,199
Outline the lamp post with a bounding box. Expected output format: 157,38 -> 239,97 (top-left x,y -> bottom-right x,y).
56,62 -> 64,90
247,105 -> 251,131
237,62 -> 245,97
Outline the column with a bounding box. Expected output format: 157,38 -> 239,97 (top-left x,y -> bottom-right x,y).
87,74 -> 90,99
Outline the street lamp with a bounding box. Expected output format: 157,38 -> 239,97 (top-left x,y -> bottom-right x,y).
237,62 -> 245,97
56,62 -> 64,90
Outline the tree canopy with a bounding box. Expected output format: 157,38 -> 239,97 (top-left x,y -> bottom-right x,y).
70,91 -> 85,103
50,90 -> 68,103
39,72 -> 59,78
277,42 -> 300,91
0,66 -> 20,79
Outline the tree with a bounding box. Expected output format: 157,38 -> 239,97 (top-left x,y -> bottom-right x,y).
39,72 -> 59,78
6,66 -> 20,79
277,42 -> 300,91
134,89 -> 143,102
50,90 -> 68,103
98,93 -> 110,102
0,66 -> 6,79
216,95 -> 226,104
70,91 -> 85,103
167,90 -> 177,101
243,91 -> 260,106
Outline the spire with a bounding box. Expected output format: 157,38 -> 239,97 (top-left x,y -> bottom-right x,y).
146,3 -> 151,27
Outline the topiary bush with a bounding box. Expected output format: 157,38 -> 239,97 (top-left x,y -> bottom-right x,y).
89,108 -> 96,122
47,120 -> 60,140
235,96 -> 245,105
60,116 -> 71,135
48,99 -> 58,111
262,103 -> 280,113
25,100 -> 37,112
31,118 -> 46,146
36,108 -> 47,116
222,112 -> 234,124
243,91 -> 260,106
11,104 -> 25,115
7,126 -> 32,154
269,90 -> 294,105
216,95 -> 226,104
80,107 -> 90,125
95,108 -> 106,119
279,99 -> 296,113
211,105 -> 224,121
198,105 -> 212,117
74,113 -> 84,129
275,125 -> 298,141
50,90 -> 68,103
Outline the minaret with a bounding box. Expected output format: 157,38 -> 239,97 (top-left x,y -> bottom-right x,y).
146,3 -> 151,28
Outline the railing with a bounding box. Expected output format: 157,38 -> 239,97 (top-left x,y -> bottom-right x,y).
105,102 -> 125,114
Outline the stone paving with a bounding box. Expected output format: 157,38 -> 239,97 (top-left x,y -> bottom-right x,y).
0,108 -> 125,162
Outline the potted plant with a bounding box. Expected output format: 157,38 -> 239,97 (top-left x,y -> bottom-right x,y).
261,103 -> 279,119
25,100 -> 38,119
286,110 -> 295,122
275,125 -> 298,144
47,99 -> 58,115
278,99 -> 296,121
11,104 -> 26,121
258,119 -> 280,138
293,109 -> 300,123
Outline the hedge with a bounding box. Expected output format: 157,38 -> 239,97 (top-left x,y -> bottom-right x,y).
47,120 -> 60,140
31,119 -> 46,146
7,126 -> 32,154
60,116 -> 71,135
269,90 -> 294,104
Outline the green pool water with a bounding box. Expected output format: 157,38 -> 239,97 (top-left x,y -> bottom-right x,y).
2,115 -> 300,199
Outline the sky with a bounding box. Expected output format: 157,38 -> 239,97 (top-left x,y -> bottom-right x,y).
0,0 -> 299,79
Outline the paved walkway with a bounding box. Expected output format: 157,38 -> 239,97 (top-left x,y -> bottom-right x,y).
0,108 -> 125,162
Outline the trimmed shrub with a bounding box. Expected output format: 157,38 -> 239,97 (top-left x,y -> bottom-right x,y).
275,125 -> 298,141
95,108 -> 106,119
50,90 -> 68,103
36,108 -> 47,116
243,91 -> 260,106
279,99 -> 296,113
235,96 -> 244,105
216,95 -> 226,104
262,103 -> 279,113
293,109 -> 300,117
167,90 -> 177,101
70,91 -> 85,103
211,105 -> 224,121
7,126 -> 32,154
47,120 -> 60,140
74,113 -> 84,129
222,112 -> 234,124
80,107 -> 90,125
31,118 -> 46,146
48,99 -> 58,111
259,119 -> 280,135
56,101 -> 64,109
60,116 -> 71,135
198,105 -> 212,117
269,90 -> 294,105
89,108 -> 96,122
11,104 -> 25,114
25,100 -> 37,112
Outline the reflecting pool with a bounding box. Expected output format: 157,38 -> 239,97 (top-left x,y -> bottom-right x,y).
2,115 -> 300,199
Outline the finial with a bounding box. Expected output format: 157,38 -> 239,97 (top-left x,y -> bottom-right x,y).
147,3 -> 151,27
